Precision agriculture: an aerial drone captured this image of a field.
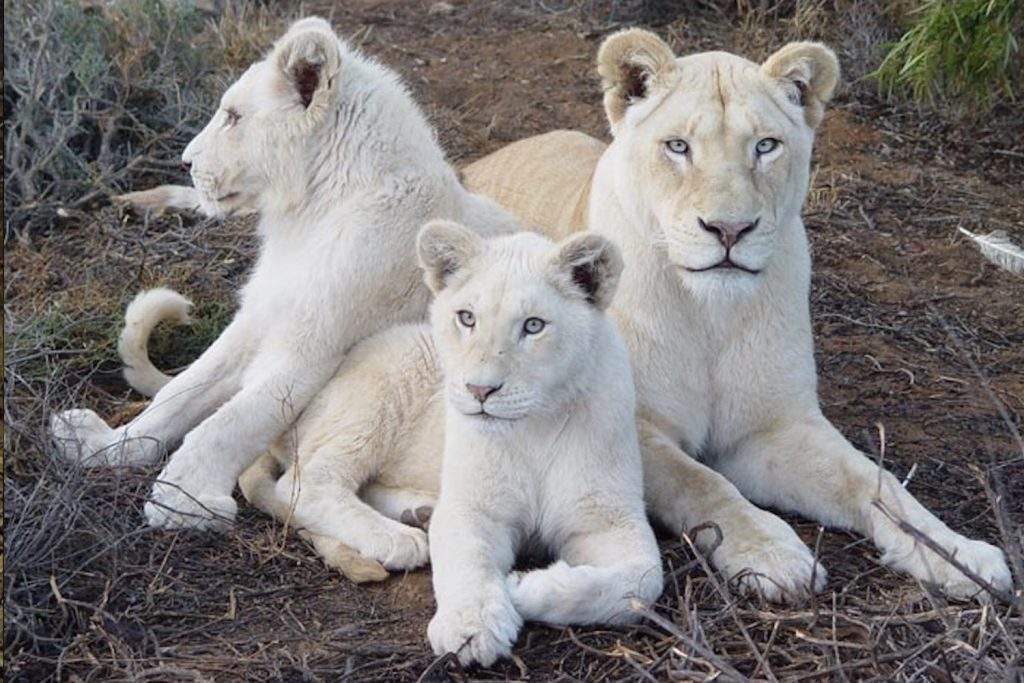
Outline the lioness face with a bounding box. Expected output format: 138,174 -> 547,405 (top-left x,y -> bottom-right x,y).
598,31 -> 838,295
418,223 -> 622,428
181,18 -> 342,217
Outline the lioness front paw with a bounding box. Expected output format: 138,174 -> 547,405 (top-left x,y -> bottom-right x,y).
428,587 -> 523,667
707,510 -> 826,603
886,534 -> 1012,601
145,473 -> 237,531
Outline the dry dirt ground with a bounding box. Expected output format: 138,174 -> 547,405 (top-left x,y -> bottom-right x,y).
5,1 -> 1024,681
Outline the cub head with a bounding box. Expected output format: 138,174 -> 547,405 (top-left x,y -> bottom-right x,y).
181,17 -> 342,217
417,220 -> 623,428
598,29 -> 838,295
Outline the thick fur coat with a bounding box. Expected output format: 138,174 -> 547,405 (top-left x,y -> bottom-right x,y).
240,223 -> 663,666
462,30 -> 1012,601
50,18 -> 517,529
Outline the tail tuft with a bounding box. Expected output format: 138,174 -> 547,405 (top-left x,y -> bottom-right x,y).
118,288 -> 192,397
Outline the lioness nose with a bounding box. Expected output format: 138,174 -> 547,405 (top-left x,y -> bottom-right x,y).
699,218 -> 759,250
466,383 -> 501,402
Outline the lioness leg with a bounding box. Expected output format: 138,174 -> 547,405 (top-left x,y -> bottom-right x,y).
50,318 -> 252,468
718,414 -> 1013,600
640,419 -> 827,601
509,526 -> 663,626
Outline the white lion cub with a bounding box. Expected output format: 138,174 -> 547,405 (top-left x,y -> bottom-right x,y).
420,221 -> 662,666
48,17 -> 516,531
241,221 -> 662,666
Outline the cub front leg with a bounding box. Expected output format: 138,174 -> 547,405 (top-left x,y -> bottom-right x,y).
640,419 -> 827,602
718,414 -> 1013,601
428,505 -> 521,667
510,523 -> 663,626
50,318 -> 252,468
145,352 -> 336,530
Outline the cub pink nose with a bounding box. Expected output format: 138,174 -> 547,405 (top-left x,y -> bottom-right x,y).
466,383 -> 501,403
699,217 -> 759,250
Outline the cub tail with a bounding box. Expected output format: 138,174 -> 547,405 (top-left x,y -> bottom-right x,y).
118,288 -> 192,397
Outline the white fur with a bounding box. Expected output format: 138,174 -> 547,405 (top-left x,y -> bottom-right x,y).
49,17 -> 517,530
240,225 -> 662,667
464,31 -> 1012,602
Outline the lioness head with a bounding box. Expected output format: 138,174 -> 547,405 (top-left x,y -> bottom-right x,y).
597,29 -> 838,293
418,221 -> 623,427
181,18 -> 342,216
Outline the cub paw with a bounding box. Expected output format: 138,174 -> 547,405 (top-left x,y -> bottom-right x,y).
375,521 -> 429,570
707,510 -> 826,603
145,479 -> 237,531
428,587 -> 523,667
400,505 -> 433,530
50,408 -> 158,468
50,409 -> 117,466
886,534 -> 1012,602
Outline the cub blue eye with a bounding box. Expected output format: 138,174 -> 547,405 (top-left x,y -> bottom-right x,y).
665,139 -> 689,155
756,138 -> 780,155
523,317 -> 545,334
457,310 -> 475,327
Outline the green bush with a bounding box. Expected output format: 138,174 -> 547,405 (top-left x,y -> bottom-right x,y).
3,0 -> 219,239
874,0 -> 1022,113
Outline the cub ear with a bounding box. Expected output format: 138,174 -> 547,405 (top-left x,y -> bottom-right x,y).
417,220 -> 484,294
597,28 -> 678,131
273,17 -> 341,111
550,233 -> 624,310
761,42 -> 839,129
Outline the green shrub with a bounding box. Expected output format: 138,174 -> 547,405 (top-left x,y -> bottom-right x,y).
874,0 -> 1022,113
3,0 -> 220,239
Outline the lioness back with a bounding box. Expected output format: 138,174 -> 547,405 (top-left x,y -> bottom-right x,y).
461,130 -> 603,240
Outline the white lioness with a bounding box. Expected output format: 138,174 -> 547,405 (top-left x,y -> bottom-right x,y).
240,221 -> 663,666
49,17 -> 516,529
462,30 -> 1013,600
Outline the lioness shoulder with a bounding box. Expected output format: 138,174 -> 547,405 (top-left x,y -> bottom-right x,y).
462,131 -> 603,240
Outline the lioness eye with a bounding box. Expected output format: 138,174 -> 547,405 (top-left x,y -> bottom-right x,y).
523,317 -> 545,335
224,109 -> 241,126
665,139 -> 689,155
456,310 -> 475,328
756,138 -> 780,155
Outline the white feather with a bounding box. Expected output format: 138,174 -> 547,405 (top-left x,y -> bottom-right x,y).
958,227 -> 1024,274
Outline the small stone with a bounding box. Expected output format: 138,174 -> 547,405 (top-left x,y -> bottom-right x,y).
428,1 -> 456,15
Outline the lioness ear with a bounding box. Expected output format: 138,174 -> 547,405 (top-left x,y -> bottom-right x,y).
550,233 -> 623,310
417,220 -> 484,294
273,17 -> 341,111
597,28 -> 678,131
761,42 -> 839,129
